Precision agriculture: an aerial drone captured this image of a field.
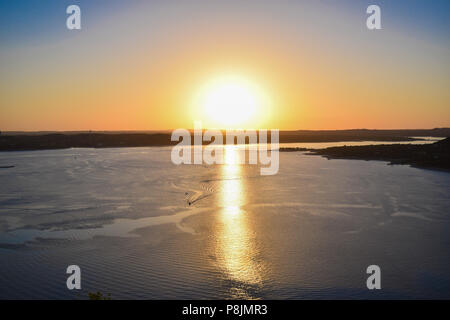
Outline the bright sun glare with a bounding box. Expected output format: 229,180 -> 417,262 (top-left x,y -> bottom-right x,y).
198,75 -> 266,128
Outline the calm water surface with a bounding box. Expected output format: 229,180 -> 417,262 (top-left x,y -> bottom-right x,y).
0,143 -> 449,299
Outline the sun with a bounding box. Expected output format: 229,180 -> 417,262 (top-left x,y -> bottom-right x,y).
196,75 -> 268,128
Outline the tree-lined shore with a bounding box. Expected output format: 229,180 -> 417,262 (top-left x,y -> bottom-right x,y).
1,128 -> 449,151
308,137 -> 450,171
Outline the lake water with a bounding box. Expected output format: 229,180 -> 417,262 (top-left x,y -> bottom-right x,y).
0,142 -> 450,299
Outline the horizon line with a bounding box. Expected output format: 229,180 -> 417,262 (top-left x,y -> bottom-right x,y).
1,127 -> 450,134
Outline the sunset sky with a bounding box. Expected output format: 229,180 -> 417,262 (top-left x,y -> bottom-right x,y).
1,0 -> 449,131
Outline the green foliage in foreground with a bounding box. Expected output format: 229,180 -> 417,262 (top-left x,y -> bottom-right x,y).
88,291 -> 112,300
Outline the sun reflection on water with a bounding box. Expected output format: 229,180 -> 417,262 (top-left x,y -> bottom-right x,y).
216,145 -> 262,298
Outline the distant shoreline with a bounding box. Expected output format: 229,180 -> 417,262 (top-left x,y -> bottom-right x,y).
1,128 -> 449,152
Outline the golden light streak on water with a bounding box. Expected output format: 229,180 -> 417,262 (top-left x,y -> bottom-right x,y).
216,145 -> 262,298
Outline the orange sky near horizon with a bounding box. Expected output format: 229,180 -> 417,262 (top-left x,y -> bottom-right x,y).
1,1 -> 449,131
